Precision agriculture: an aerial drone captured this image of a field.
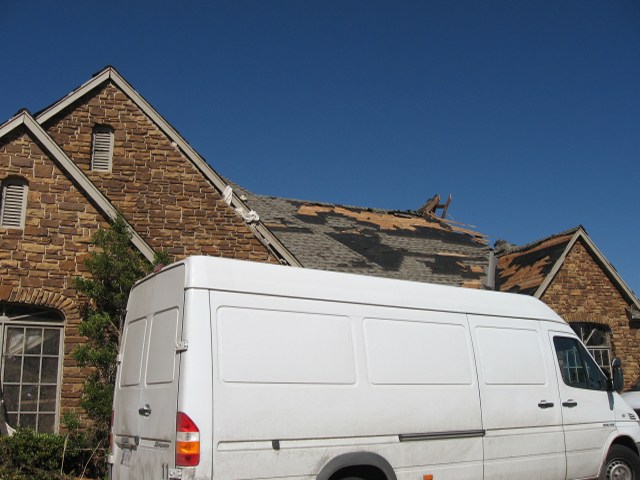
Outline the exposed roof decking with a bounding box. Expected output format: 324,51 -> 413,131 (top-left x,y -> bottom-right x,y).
495,229 -> 577,295
496,226 -> 640,311
232,184 -> 491,288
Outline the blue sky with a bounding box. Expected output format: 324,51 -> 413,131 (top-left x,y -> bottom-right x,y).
1,1 -> 638,295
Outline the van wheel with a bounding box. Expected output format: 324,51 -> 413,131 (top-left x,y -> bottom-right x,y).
600,445 -> 640,480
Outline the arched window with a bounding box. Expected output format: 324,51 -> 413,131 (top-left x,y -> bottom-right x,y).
570,322 -> 612,377
0,303 -> 64,433
0,177 -> 28,229
91,125 -> 114,172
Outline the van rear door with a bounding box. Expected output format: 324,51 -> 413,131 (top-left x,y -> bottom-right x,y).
113,265 -> 185,480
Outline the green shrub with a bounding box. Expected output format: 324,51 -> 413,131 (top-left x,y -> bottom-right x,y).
0,421 -> 103,479
73,215 -> 169,445
69,214 -> 168,477
0,427 -> 65,472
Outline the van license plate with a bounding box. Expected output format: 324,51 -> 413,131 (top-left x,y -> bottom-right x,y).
120,449 -> 132,466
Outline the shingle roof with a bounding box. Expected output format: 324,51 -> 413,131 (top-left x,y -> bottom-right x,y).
495,226 -> 582,295
232,184 -> 491,288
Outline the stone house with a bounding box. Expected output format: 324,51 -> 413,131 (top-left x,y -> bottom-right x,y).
0,67 -> 296,432
495,226 -> 640,388
1,67 -> 638,433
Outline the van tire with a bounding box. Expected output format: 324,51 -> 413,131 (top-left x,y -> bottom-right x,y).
600,445 -> 640,480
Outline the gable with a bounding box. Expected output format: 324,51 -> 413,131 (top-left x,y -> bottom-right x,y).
496,227 -> 640,314
37,67 -> 298,265
0,111 -> 154,261
540,238 -> 632,316
0,126 -> 114,281
37,80 -> 276,263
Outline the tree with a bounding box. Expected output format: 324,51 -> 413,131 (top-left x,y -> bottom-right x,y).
73,215 -> 169,439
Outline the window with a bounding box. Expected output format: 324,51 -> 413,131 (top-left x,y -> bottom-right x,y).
91,125 -> 114,172
553,336 -> 607,391
0,177 -> 28,229
571,322 -> 612,377
0,304 -> 64,432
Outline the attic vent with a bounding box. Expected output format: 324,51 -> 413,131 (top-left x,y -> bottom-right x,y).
0,178 -> 28,229
91,126 -> 114,172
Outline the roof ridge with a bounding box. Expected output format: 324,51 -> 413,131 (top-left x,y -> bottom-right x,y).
227,182 -> 487,241
33,66 -> 115,119
495,225 -> 584,255
229,183 -> 448,217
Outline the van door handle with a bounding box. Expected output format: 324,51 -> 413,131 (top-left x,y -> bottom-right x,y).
138,404 -> 152,417
562,400 -> 578,408
538,400 -> 555,409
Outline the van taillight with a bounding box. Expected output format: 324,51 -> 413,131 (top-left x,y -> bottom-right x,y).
176,412 -> 200,467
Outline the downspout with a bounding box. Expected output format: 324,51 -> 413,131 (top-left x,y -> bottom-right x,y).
484,249 -> 497,290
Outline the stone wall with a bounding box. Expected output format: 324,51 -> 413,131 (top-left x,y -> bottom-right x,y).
0,127 -> 110,421
43,81 -> 276,262
541,238 -> 640,388
0,80 -> 281,427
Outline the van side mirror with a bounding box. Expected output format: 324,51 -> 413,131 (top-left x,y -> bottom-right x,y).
608,357 -> 624,392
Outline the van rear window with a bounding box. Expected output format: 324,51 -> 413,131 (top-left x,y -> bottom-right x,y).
120,317 -> 146,387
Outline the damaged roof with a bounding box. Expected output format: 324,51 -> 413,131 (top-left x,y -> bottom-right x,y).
495,226 -> 582,295
496,226 -> 640,310
232,185 -> 491,288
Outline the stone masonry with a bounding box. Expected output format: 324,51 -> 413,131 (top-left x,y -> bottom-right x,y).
0,78 -> 279,427
541,238 -> 640,388
43,82 -> 275,261
0,127 -> 111,421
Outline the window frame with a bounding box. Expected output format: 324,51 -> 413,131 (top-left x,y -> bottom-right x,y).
570,322 -> 613,377
553,335 -> 608,392
0,305 -> 64,433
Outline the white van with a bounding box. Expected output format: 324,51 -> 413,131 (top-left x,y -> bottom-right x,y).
110,256 -> 640,480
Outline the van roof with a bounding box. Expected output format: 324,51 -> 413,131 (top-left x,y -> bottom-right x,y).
150,256 -> 565,323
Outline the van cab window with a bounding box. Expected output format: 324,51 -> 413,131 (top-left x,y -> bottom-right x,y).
553,336 -> 607,391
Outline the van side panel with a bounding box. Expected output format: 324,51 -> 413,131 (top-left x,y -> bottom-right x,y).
469,315 -> 565,480
218,308 -> 355,385
210,291 -> 484,479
